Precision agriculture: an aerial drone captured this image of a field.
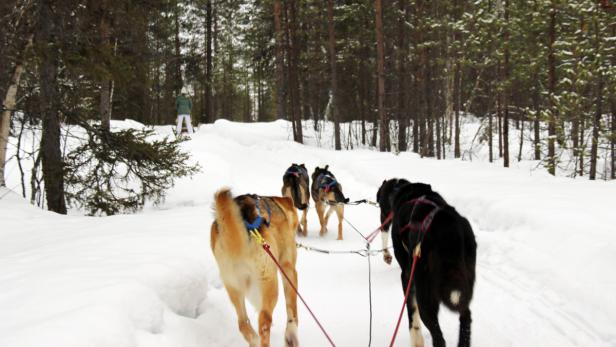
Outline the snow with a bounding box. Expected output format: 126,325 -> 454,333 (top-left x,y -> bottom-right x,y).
2,119 -> 616,346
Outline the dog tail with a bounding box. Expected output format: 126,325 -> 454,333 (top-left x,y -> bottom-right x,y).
333,186 -> 350,204
291,177 -> 308,210
213,188 -> 248,257
284,174 -> 308,210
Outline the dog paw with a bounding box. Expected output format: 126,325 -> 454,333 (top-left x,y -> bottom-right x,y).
285,322 -> 299,347
383,252 -> 393,265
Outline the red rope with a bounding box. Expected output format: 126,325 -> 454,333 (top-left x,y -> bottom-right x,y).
389,252 -> 420,347
261,243 -> 337,346
366,211 -> 393,244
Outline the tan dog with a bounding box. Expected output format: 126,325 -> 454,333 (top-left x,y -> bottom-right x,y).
311,166 -> 349,240
210,188 -> 300,347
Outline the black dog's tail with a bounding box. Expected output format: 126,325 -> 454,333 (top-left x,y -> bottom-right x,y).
284,174 -> 308,210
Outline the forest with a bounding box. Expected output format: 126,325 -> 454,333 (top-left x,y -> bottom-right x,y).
1,0 -> 615,213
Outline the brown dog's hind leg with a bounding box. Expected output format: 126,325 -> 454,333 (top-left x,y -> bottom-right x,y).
335,205 -> 344,240
315,202 -> 327,236
225,285 -> 259,347
280,259 -> 299,347
301,208 -> 308,237
258,277 -> 278,347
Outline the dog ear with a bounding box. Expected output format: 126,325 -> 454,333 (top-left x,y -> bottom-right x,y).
300,163 -> 305,168
411,183 -> 433,195
324,165 -> 329,170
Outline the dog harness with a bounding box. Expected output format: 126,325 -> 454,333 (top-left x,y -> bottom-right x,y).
317,173 -> 338,193
243,197 -> 272,231
399,196 -> 442,241
285,166 -> 301,178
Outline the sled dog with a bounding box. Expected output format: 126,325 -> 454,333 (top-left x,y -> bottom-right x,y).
211,189 -> 300,347
377,179 -> 477,347
281,163 -> 310,236
311,165 -> 349,240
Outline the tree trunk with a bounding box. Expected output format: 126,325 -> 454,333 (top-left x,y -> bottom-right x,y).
454,62 -> 461,158
204,0 -> 213,123
274,0 -> 286,121
489,108 -> 493,163
579,117 -> 585,176
174,0 -> 182,94
453,0 -> 461,158
327,0 -> 340,150
589,72 -> 603,180
497,83 -> 502,158
610,23 -> 616,179
611,100 -> 615,179
38,0 -> 67,214
547,1 -> 557,175
502,0 -> 510,167
287,0 -> 302,143
518,119 -> 524,161
99,10 -> 112,130
533,83 -> 541,160
375,0 -> 388,152
589,10 -> 604,180
436,115 -> 442,159
397,0 -> 408,152
0,34 -> 33,187
424,46 -> 434,157
412,73 -> 419,153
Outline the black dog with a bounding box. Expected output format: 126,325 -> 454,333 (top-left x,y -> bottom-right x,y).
377,179 -> 477,347
282,163 -> 310,235
311,165 -> 349,239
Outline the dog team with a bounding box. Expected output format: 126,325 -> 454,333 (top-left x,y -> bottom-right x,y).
210,163 -> 477,347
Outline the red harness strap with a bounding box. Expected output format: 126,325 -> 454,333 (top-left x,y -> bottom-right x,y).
259,242 -> 336,346
399,197 -> 441,236
366,211 -> 394,243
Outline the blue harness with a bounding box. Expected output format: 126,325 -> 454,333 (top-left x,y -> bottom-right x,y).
244,198 -> 271,230
285,166 -> 301,177
318,174 -> 337,192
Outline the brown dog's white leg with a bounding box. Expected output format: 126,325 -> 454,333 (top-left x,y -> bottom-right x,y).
301,208 -> 308,237
324,205 -> 334,230
280,259 -> 299,347
316,202 -> 327,236
335,205 -> 344,240
225,285 -> 259,346
258,277 -> 279,347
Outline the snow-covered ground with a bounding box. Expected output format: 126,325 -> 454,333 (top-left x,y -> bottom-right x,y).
1,119 -> 615,346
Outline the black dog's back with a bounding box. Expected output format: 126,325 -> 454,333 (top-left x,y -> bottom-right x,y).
283,164 -> 309,210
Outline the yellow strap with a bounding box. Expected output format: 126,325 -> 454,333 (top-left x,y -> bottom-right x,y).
413,243 -> 422,258
250,229 -> 266,245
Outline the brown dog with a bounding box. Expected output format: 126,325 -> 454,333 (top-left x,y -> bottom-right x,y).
210,189 -> 300,347
311,166 -> 349,240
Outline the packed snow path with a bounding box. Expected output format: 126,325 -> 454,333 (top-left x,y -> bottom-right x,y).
1,120 -> 615,346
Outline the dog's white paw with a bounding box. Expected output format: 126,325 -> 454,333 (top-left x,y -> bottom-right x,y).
285,321 -> 299,347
